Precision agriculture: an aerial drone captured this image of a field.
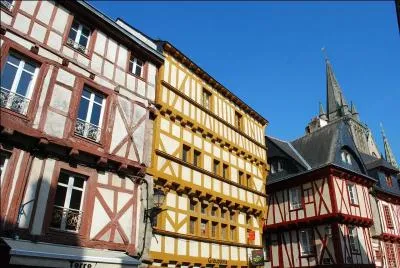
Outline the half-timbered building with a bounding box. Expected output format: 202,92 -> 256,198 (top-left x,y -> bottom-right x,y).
0,0 -> 163,267
264,58 -> 383,268
148,41 -> 269,267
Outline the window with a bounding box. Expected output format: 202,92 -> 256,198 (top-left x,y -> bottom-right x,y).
347,184 -> 358,205
277,160 -> 283,171
246,174 -> 251,188
341,150 -> 352,165
230,211 -> 235,221
289,187 -> 302,210
75,87 -> 105,142
182,145 -> 191,162
303,188 -> 314,204
67,20 -> 91,53
299,229 -> 315,256
270,163 -> 275,174
386,173 -> 393,188
221,224 -> 227,240
222,164 -> 229,179
1,53 -> 39,115
211,222 -> 218,238
202,89 -> 212,110
213,159 -> 220,175
189,217 -> 197,235
201,205 -> 207,215
1,0 -> 13,11
348,226 -> 360,253
211,206 -> 218,217
0,152 -> 10,185
201,220 -> 208,236
50,171 -> 86,232
234,111 -> 242,130
239,171 -> 245,185
230,226 -> 236,241
383,205 -> 394,229
190,201 -> 196,212
193,150 -> 201,167
385,243 -> 396,268
129,56 -> 144,78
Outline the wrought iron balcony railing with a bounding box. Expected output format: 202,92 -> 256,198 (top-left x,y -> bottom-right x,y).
0,89 -> 30,115
50,206 -> 83,232
1,0 -> 13,11
66,38 -> 88,54
74,118 -> 101,142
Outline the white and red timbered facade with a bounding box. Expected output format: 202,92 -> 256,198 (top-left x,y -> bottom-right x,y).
0,0 -> 163,267
265,165 -> 375,268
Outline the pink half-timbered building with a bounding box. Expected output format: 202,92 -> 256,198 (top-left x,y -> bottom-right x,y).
0,0 -> 163,267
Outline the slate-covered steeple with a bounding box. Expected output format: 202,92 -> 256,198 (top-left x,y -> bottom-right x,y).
326,59 -> 350,121
381,123 -> 399,169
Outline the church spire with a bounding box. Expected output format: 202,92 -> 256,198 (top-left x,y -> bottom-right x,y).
319,102 -> 327,120
350,101 -> 360,121
321,48 -> 350,121
380,123 -> 399,169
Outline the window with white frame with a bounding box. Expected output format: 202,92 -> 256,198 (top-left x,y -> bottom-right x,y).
347,183 -> 358,205
1,0 -> 14,11
75,87 -> 105,142
289,186 -> 302,210
67,20 -> 91,53
341,150 -> 352,165
129,56 -> 144,78
1,53 -> 39,114
299,229 -> 315,256
348,226 -> 360,253
50,171 -> 86,232
0,152 -> 10,186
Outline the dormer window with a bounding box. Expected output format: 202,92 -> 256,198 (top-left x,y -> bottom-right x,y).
270,159 -> 284,174
129,56 -> 144,78
67,20 -> 91,54
341,150 -> 352,165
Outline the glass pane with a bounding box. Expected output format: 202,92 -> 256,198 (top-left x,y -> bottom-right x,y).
54,185 -> 67,207
58,172 -> 69,184
94,93 -> 103,104
73,176 -> 84,188
82,88 -> 91,98
71,21 -> 80,31
90,103 -> 102,126
16,71 -> 33,97
7,54 -> 20,66
68,28 -> 77,41
134,65 -> 142,77
81,26 -> 90,37
79,35 -> 88,48
23,61 -> 36,73
1,63 -> 18,90
77,98 -> 89,120
70,189 -> 83,210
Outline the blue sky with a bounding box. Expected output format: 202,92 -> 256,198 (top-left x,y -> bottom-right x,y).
90,1 -> 400,160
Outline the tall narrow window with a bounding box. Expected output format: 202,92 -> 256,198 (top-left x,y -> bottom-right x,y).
67,20 -> 91,53
201,220 -> 208,237
211,222 -> 218,238
182,145 -> 190,163
385,243 -> 396,268
189,217 -> 197,235
213,160 -> 220,175
246,174 -> 251,188
239,171 -> 245,185
222,164 -> 229,179
383,205 -> 394,229
190,201 -> 196,212
221,224 -> 227,240
75,87 -> 105,142
50,171 -> 86,232
234,111 -> 242,130
1,53 -> 39,115
202,89 -> 212,110
386,173 -> 393,188
348,226 -> 360,253
193,150 -> 201,167
129,56 -> 144,78
0,152 -> 10,186
347,184 -> 358,205
299,229 -> 315,256
289,187 -> 302,210
230,226 -> 236,241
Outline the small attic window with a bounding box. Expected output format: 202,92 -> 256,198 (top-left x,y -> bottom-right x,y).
341,150 -> 352,165
270,159 -> 284,174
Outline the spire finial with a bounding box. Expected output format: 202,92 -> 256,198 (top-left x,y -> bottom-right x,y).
380,122 -> 399,169
321,47 -> 329,61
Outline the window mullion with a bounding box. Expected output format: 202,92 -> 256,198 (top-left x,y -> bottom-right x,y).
10,60 -> 24,94
61,176 -> 74,230
76,24 -> 83,44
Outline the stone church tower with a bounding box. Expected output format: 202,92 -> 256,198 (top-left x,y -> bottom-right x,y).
306,58 -> 381,157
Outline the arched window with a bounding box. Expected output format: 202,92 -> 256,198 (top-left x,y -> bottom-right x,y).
341,150 -> 352,165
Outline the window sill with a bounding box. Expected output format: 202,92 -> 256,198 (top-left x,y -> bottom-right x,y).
349,203 -> 360,207
289,207 -> 303,212
0,107 -> 30,121
73,133 -> 103,147
65,43 -> 91,60
300,253 -> 316,258
128,72 -> 147,83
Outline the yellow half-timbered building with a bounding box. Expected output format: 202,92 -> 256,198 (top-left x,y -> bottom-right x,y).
148,42 -> 269,267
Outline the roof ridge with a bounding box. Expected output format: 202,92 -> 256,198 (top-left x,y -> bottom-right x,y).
287,142 -> 312,170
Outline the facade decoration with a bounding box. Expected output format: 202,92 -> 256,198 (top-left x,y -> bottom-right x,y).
0,0 -> 163,267
264,58 -> 400,268
148,41 -> 269,267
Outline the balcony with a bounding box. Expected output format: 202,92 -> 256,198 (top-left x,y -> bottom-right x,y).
74,118 -> 101,142
0,89 -> 30,115
50,206 -> 83,232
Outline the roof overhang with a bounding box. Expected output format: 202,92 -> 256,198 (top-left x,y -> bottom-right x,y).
1,238 -> 140,268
